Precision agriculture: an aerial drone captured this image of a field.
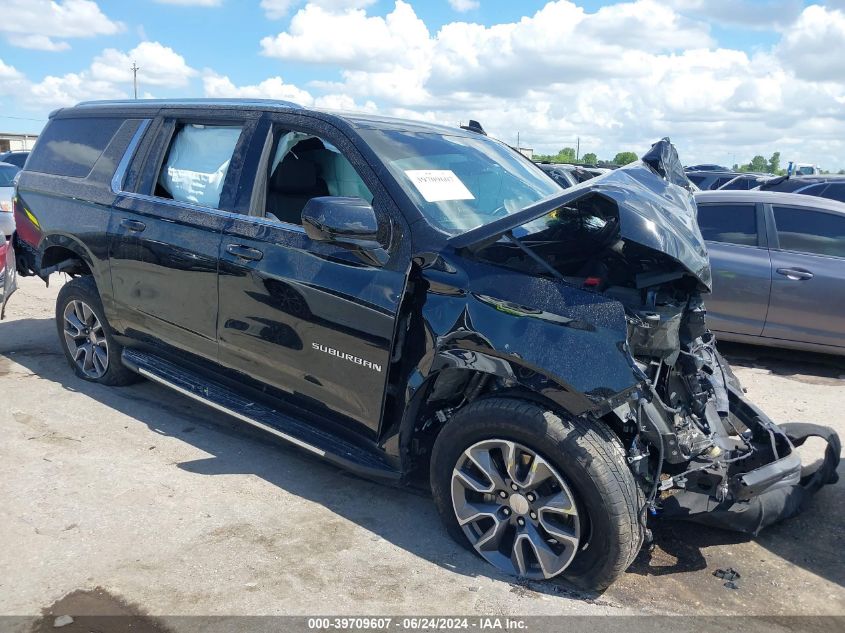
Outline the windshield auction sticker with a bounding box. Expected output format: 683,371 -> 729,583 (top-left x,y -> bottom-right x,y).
404,169 -> 475,202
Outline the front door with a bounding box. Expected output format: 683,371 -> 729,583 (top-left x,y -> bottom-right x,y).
763,204 -> 845,349
696,201 -> 771,335
109,113 -> 256,361
216,121 -> 408,436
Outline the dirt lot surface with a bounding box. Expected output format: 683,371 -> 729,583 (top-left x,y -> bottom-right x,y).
1,277 -> 843,624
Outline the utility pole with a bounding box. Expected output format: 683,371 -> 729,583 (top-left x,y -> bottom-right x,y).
131,62 -> 140,100
576,137 -> 580,162
517,131 -> 520,152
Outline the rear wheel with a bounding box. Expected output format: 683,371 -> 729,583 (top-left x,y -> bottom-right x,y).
56,276 -> 139,386
430,397 -> 643,590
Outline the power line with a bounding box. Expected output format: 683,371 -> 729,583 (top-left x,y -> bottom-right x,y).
0,115 -> 46,122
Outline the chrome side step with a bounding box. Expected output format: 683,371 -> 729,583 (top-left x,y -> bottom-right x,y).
121,348 -> 400,480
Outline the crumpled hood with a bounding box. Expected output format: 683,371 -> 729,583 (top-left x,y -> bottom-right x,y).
449,139 -> 712,291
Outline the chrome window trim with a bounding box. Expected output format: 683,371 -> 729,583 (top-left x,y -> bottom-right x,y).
110,116 -> 306,234
110,118 -> 151,194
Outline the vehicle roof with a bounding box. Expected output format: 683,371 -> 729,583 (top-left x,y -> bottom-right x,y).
686,169 -> 740,176
695,189 -> 845,213
66,99 -> 474,137
0,161 -> 19,169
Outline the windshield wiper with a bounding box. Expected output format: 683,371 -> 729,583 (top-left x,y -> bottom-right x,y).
503,231 -> 566,282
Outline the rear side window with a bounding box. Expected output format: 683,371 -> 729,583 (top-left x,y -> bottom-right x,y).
820,183 -> 845,203
697,203 -> 758,246
773,206 -> 845,258
798,183 -> 828,198
26,117 -> 123,178
687,174 -> 706,186
155,123 -> 243,209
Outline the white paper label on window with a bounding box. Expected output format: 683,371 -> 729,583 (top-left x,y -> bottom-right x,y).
404,169 -> 475,203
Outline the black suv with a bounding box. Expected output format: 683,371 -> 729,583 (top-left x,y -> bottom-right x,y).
8,100 -> 839,589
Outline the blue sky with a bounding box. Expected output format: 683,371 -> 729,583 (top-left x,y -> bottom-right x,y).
2,1 -> 844,168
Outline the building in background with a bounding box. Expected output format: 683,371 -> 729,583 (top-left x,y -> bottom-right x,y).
517,147 -> 534,159
0,132 -> 38,153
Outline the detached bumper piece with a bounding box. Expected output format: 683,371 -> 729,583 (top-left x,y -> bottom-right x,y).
660,422 -> 840,535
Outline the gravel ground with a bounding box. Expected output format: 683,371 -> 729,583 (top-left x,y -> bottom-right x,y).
1,277 -> 843,624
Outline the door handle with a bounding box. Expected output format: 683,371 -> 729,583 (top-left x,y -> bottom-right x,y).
776,267 -> 814,281
120,218 -> 146,232
226,244 -> 264,261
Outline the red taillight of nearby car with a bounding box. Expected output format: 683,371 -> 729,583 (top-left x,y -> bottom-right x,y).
13,194 -> 41,246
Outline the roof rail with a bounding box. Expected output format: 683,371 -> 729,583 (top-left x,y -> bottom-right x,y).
74,98 -> 303,109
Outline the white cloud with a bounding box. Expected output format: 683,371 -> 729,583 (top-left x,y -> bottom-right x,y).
0,0 -> 122,51
256,0 -> 845,169
449,0 -> 479,12
777,5 -> 845,82
5,34 -> 71,52
16,41 -> 196,108
0,60 -> 24,81
6,0 -> 845,170
261,0 -> 376,19
260,1 -> 426,70
90,42 -> 197,88
203,73 -> 314,105
29,73 -> 127,107
667,0 -> 804,30
261,0 -> 300,18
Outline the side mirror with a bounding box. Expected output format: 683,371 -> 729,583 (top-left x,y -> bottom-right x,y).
301,196 -> 388,266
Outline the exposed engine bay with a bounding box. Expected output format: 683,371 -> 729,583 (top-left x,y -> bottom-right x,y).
459,143 -> 841,535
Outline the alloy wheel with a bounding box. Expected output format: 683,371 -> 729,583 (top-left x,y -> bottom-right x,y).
62,299 -> 109,379
451,439 -> 581,579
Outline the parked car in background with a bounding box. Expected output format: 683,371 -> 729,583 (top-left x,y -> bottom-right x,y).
8,99 -> 838,588
791,180 -> 845,203
695,189 -> 845,355
791,162 -> 821,176
755,175 -> 845,203
686,163 -> 730,172
0,229 -> 15,317
0,161 -> 21,237
685,170 -> 744,190
0,151 -> 29,169
719,174 -> 769,190
535,163 -> 597,189
758,174 -> 838,192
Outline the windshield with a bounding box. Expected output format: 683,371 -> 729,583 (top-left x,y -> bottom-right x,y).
0,164 -> 20,187
359,129 -> 561,234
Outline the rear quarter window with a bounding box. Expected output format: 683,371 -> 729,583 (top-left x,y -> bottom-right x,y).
26,117 -> 124,178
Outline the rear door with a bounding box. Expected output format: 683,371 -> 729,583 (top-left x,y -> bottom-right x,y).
762,204 -> 845,349
697,201 -> 771,335
216,116 -> 410,437
109,110 -> 258,361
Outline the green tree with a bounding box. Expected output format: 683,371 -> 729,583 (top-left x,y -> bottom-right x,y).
739,155 -> 769,173
534,147 -> 577,163
581,152 -> 598,166
613,151 -> 638,166
555,147 -> 577,163
768,152 -> 781,175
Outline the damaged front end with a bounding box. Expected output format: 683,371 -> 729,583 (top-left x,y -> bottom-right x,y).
449,139 -> 840,536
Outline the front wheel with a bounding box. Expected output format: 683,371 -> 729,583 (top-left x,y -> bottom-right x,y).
55,276 -> 139,386
430,397 -> 643,590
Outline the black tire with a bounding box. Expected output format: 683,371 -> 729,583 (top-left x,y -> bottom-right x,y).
55,276 -> 140,386
430,397 -> 643,590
